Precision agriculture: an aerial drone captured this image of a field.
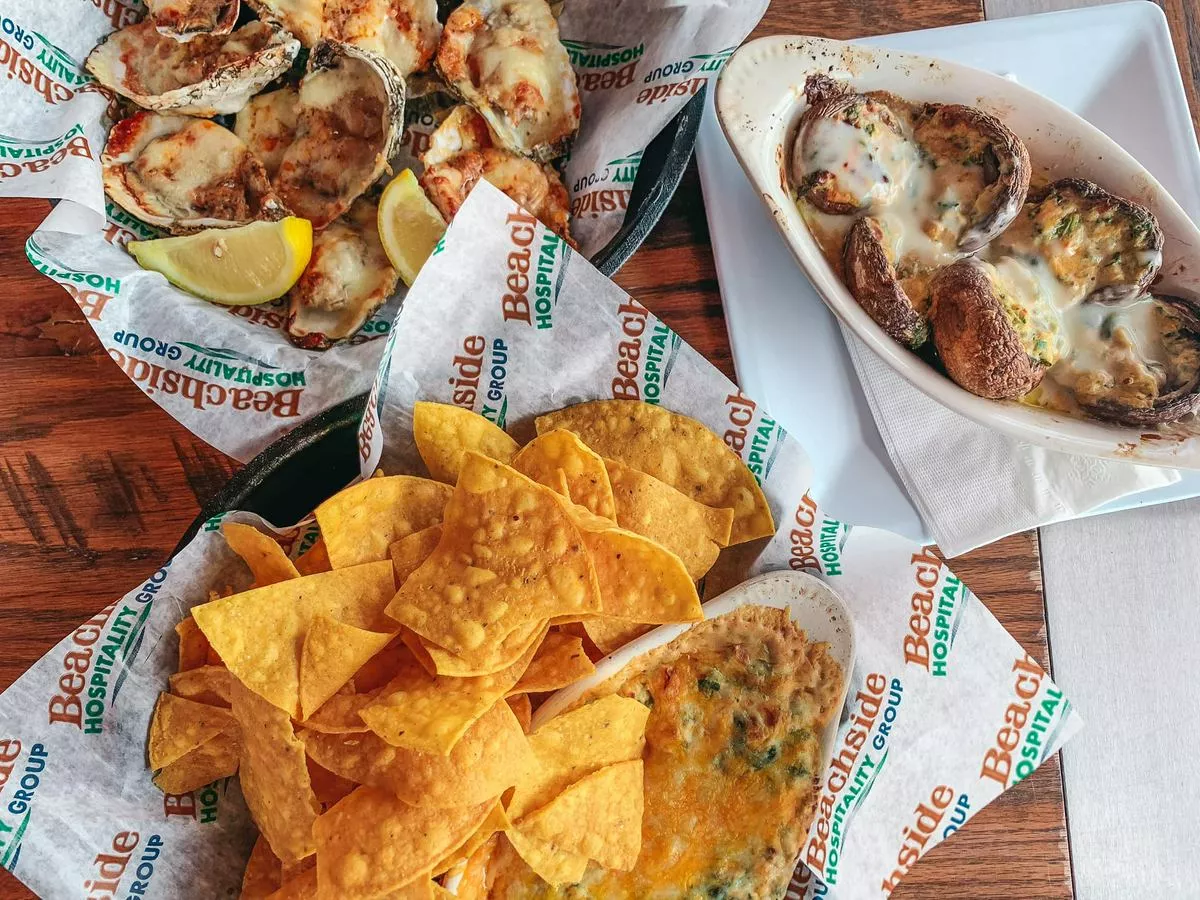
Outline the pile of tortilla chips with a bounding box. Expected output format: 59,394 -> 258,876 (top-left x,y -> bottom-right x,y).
145,400 -> 774,898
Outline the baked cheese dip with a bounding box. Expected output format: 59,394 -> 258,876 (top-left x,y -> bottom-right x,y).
484,605 -> 845,898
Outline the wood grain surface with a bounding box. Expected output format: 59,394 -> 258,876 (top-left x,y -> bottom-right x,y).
5,0 -> 1196,896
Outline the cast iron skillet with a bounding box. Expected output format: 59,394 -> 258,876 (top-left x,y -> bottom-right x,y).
173,88 -> 706,553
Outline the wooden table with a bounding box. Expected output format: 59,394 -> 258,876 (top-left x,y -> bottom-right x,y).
0,0 -> 1196,897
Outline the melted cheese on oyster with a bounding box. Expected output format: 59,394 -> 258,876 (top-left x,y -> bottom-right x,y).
107,20 -> 277,96
323,0 -> 441,77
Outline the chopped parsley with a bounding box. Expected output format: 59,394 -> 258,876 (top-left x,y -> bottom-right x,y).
1051,212 -> 1081,239
864,122 -> 876,136
698,671 -> 723,696
1130,219 -> 1154,244
937,200 -> 960,212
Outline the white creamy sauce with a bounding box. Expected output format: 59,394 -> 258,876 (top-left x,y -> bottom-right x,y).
989,252 -> 1078,312
875,166 -> 967,269
1057,299 -> 1167,372
798,118 -> 916,210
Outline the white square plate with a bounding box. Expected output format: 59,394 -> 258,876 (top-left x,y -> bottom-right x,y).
697,1 -> 1200,541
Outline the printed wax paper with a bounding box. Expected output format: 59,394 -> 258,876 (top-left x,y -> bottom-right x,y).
0,182 -> 1081,899
2,0 -> 766,463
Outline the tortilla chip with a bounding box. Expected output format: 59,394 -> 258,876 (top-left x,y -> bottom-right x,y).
148,692 -> 238,770
359,634 -> 542,755
413,401 -> 519,484
512,429 -> 615,520
518,759 -> 643,871
507,694 -> 649,819
302,701 -> 532,808
605,457 -> 734,579
430,801 -> 510,876
399,629 -> 439,676
508,633 -> 594,695
240,836 -> 282,899
430,883 -> 454,899
420,618 -> 547,677
536,401 -> 774,544
583,617 -> 653,656
306,756 -> 357,809
316,476 -> 452,569
230,679 -> 320,865
389,525 -> 443,586
176,616 -> 211,672
299,616 -> 395,720
302,688 -> 378,734
313,787 -> 492,899
354,636 -> 415,691
454,835 -> 498,900
267,867 -> 432,900
169,665 -> 234,708
192,561 -> 395,717
505,694 -> 532,733
701,537 -> 772,600
153,729 -> 240,794
224,523 -> 300,587
385,454 -> 600,657
294,537 -> 331,575
504,828 -> 589,886
580,522 -> 702,624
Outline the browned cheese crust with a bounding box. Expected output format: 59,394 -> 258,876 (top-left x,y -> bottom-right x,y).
843,216 -> 929,349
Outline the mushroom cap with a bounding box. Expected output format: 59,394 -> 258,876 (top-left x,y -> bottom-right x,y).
843,216 -> 929,349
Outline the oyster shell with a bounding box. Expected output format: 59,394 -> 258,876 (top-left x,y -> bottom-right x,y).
324,0 -> 442,77
245,0 -> 325,46
85,20 -> 299,118
437,0 -> 580,160
146,0 -> 239,40
103,111 -> 287,233
234,86 -> 300,180
286,198 -> 399,349
274,41 -> 406,229
420,104 -> 573,242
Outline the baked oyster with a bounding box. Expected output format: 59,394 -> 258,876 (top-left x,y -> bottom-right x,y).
146,0 -> 239,39
234,85 -> 299,180
103,111 -> 287,233
244,0 -> 324,46
274,41 -> 406,229
437,0 -> 581,160
324,0 -> 442,77
85,20 -> 299,117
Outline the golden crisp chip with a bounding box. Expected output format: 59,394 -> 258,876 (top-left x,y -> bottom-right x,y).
518,759 -> 643,871
506,694 -> 534,734
265,867 -> 432,900
508,633 -> 594,695
306,756 -> 357,809
359,633 -> 542,755
153,729 -> 240,795
176,616 -> 211,672
299,615 -> 395,720
430,801 -> 510,876
399,629 -> 439,676
192,561 -> 395,717
536,400 -> 774,544
148,692 -> 238,770
512,429 -> 616,520
354,637 -> 414,691
169,665 -> 234,708
302,688 -> 378,735
413,401 -> 519,484
294,537 -> 331,576
504,828 -> 589,886
230,679 -> 320,865
605,457 -> 734,579
224,522 -> 300,587
388,525 -> 442,585
241,836 -> 282,899
579,522 -> 702,624
508,694 -> 649,819
313,786 -> 492,899
302,701 -> 532,808
316,476 -> 452,569
386,454 -> 601,657
430,883 -> 454,899
583,618 -> 653,656
421,618 -> 547,678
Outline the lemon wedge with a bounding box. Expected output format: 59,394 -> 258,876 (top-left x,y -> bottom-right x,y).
378,169 -> 447,286
128,217 -> 313,306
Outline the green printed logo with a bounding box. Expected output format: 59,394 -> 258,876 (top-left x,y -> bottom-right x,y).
607,151 -> 642,186
532,230 -> 566,330
176,342 -> 308,389
642,321 -> 679,406
163,780 -> 229,824
479,338 -> 511,427
27,235 -> 121,295
723,390 -> 785,486
0,20 -> 95,105
0,123 -> 85,159
562,40 -> 644,91
204,511 -> 234,532
689,46 -> 735,71
981,654 -> 1070,788
105,200 -> 162,245
32,32 -> 92,87
904,547 -> 964,676
610,296 -> 672,402
0,740 -> 49,871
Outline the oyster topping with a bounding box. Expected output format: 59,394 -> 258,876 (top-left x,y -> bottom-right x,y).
103,111 -> 286,233
245,0 -> 325,46
287,198 -> 399,349
85,20 -> 299,118
420,105 -> 573,243
274,42 -> 406,229
437,0 -> 581,160
324,0 -> 442,77
234,86 -> 300,180
146,0 -> 239,39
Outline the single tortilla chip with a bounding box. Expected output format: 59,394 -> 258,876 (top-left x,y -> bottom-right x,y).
299,615 -> 395,720
578,521 -> 702,624
509,633 -> 594,695
266,867 -> 431,900
413,401 -> 519,484
430,801 -> 510,876
536,400 -> 774,544
512,429 -> 616,520
303,688 -> 378,734
294,537 -> 331,576
240,836 -> 282,899
359,634 -> 542,755
170,665 -> 234,708
316,476 -> 452,569
176,616 -> 212,672
148,692 -> 238,770
386,454 -> 600,657
583,617 -> 653,656
302,701 -> 532,809
421,618 -> 547,678
605,457 -> 734,579
306,756 -> 357,809
453,835 -> 499,900
192,561 -> 395,717
518,759 -> 643,871
400,629 -> 439,676
224,522 -> 300,587
504,828 -> 589,886
230,679 -> 320,865
505,694 -> 533,733
507,694 -> 649,819
354,636 -> 415,691
314,787 -> 492,899
388,525 -> 442,585
153,729 -> 240,795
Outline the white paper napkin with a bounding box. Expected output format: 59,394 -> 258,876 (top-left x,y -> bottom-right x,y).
842,329 -> 1181,558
